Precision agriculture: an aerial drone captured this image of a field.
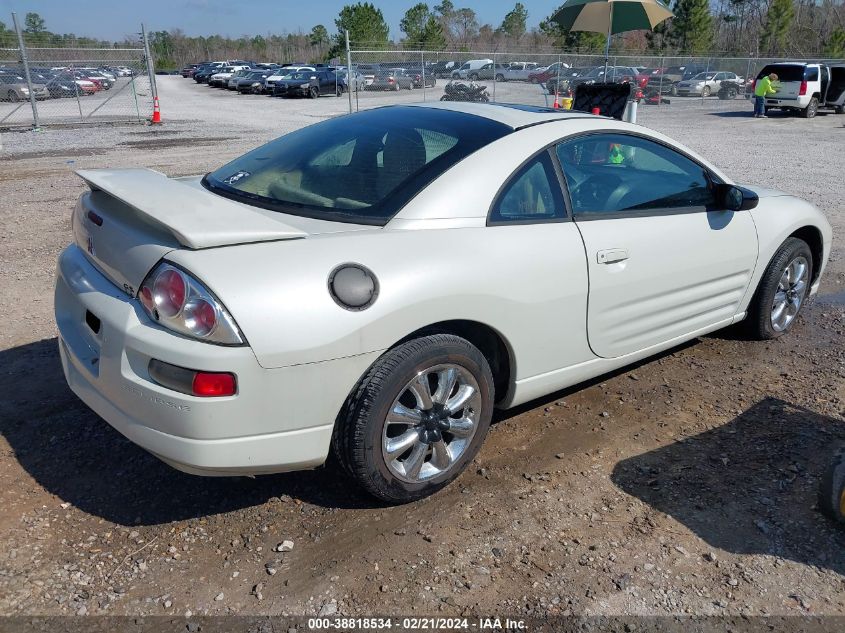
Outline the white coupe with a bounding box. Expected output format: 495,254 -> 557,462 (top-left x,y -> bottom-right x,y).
55,102 -> 832,503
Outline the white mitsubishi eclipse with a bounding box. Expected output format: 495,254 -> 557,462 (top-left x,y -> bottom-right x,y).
55,102 -> 831,503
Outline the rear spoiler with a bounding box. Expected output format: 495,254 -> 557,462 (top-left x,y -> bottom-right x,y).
76,168 -> 307,249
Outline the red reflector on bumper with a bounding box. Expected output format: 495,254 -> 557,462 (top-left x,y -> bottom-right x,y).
192,372 -> 237,397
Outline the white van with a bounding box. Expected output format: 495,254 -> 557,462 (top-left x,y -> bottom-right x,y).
451,59 -> 493,80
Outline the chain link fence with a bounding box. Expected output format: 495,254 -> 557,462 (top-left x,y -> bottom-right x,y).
346,49 -> 845,120
1,16 -> 154,128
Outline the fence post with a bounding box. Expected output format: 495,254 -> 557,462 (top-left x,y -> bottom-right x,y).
11,12 -> 40,130
658,55 -> 665,108
141,23 -> 157,105
421,49 -> 426,102
345,30 -> 353,114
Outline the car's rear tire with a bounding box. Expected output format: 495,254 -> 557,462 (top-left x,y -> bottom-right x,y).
835,105 -> 845,114
336,85 -> 343,97
819,451 -> 845,524
495,74 -> 504,82
8,90 -> 18,102
670,84 -> 678,96
701,85 -> 711,97
802,96 -> 818,118
469,73 -> 479,81
332,334 -> 494,504
743,237 -> 813,340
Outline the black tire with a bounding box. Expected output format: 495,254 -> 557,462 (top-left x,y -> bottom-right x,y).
332,334 -> 494,504
336,85 -> 343,97
393,82 -> 400,91
801,96 -> 818,118
495,74 -> 504,82
8,90 -> 18,102
670,84 -> 678,96
835,105 -> 844,114
309,86 -> 319,99
469,73 -> 479,81
701,85 -> 711,97
743,237 -> 813,340
440,95 -> 450,101
819,451 -> 845,524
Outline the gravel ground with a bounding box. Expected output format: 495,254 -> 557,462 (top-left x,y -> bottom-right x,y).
0,76 -> 843,619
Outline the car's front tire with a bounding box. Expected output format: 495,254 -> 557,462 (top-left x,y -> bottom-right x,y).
333,334 -> 494,504
744,237 -> 813,339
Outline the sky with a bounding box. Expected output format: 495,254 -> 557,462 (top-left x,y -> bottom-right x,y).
0,0 -> 564,42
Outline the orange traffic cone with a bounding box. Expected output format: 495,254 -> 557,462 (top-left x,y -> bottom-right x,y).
553,91 -> 560,109
151,96 -> 161,124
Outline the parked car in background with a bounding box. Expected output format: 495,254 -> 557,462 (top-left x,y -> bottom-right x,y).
265,66 -> 315,91
369,69 -> 415,91
56,103 -> 831,504
338,69 -> 366,92
450,59 -> 493,79
236,70 -> 274,94
227,68 -> 253,90
754,62 -> 840,118
181,64 -> 200,78
500,62 -> 539,81
430,61 -> 458,78
676,71 -> 742,97
403,66 -> 436,88
76,69 -> 113,90
0,73 -> 50,101
356,64 -> 382,86
209,65 -> 251,88
272,70 -> 342,98
455,62 -> 510,81
567,66 -> 639,92
544,67 -> 593,94
528,61 -> 571,84
194,63 -> 226,84
32,71 -> 82,98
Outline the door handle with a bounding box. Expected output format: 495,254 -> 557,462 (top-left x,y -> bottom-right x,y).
596,248 -> 629,264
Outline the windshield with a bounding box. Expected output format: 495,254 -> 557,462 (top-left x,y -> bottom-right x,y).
204,106 -> 510,225
288,72 -> 314,80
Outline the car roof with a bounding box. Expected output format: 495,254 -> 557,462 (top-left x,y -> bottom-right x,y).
403,102 -> 595,130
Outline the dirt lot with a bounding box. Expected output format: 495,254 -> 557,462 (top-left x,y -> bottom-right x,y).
0,76 -> 844,620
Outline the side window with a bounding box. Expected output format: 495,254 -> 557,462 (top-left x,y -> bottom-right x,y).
556,134 -> 716,217
489,151 -> 565,224
805,67 -> 819,82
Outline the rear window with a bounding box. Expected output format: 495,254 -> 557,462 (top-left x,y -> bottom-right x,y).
757,64 -> 805,81
204,106 -> 511,225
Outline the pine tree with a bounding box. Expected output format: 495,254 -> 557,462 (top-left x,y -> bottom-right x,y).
760,0 -> 794,56
668,0 -> 713,54
499,3 -> 528,39
822,27 -> 845,59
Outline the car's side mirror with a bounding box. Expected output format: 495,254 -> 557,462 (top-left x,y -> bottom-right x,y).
715,183 -> 759,211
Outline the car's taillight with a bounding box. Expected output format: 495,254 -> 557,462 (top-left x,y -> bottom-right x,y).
148,359 -> 237,397
752,79 -> 756,91
799,80 -> 807,95
138,262 -> 244,345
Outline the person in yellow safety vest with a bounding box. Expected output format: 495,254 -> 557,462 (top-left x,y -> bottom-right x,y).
608,143 -> 625,164
754,72 -> 778,118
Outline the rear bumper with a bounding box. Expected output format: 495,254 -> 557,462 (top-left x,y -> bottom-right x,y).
765,97 -> 805,108
55,244 -> 380,476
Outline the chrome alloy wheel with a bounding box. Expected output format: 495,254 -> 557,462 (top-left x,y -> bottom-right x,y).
381,364 -> 481,483
771,255 -> 809,332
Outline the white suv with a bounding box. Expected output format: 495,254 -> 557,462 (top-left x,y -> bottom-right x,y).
755,62 -> 836,118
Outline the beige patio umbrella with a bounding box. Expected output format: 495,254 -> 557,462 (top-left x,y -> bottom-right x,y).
551,0 -> 674,77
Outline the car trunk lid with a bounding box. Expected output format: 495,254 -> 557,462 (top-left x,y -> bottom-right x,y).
73,168 -> 314,295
